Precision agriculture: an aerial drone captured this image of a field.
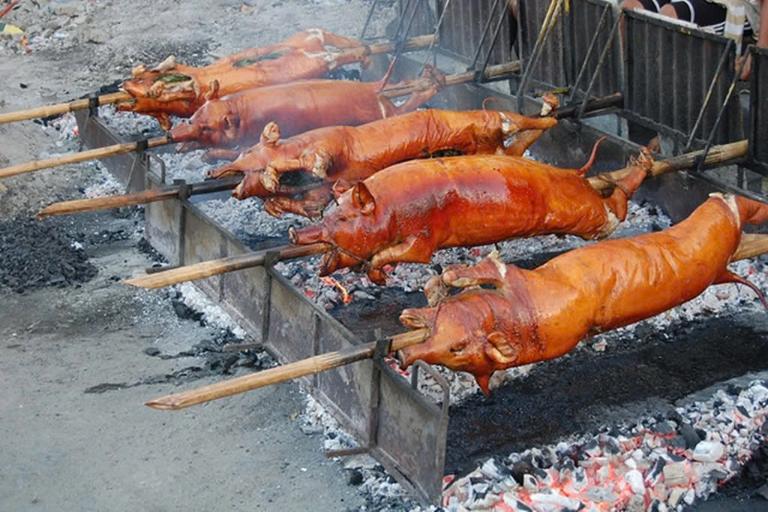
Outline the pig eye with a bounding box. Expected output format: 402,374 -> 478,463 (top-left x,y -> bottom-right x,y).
450,339 -> 469,354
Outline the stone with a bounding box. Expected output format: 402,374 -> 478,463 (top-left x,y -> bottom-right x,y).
667,487 -> 686,508
625,469 -> 645,494
663,462 -> 688,486
693,441 -> 725,462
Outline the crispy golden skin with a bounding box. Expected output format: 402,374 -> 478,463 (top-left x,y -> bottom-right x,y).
119,29 -> 368,128
167,73 -> 443,151
398,194 -> 768,395
206,109 -> 558,217
290,153 -> 651,283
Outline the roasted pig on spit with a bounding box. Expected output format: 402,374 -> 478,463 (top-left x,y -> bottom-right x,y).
207,109 -> 558,218
398,194 -> 768,395
120,29 -> 373,129
167,69 -> 444,157
290,150 -> 650,283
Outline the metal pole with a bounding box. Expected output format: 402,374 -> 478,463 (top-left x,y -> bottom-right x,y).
568,4 -> 610,102
516,0 -> 565,113
418,0 -> 453,75
468,0 -> 503,71
576,13 -> 622,120
478,0 -> 511,79
360,0 -> 381,39
684,39 -> 735,151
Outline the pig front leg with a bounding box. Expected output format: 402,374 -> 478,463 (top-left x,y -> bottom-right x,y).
367,235 -> 436,284
263,186 -> 332,219
202,148 -> 241,163
501,116 -> 557,156
424,253 -> 507,306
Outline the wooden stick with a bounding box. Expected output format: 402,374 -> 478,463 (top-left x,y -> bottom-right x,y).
146,328 -> 429,410
124,242 -> 330,289
36,177 -> 241,218
365,34 -> 436,55
732,234 -> 768,261
0,91 -> 131,125
380,61 -> 522,98
0,135 -> 170,180
588,139 -> 749,192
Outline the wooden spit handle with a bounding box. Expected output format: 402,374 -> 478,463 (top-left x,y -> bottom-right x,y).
123,242 -> 330,289
0,135 -> 170,180
0,92 -> 132,125
145,328 -> 429,410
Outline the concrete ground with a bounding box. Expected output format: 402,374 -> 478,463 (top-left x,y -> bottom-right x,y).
0,1 -> 392,510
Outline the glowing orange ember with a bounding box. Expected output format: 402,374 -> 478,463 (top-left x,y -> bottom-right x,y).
321,276 -> 352,304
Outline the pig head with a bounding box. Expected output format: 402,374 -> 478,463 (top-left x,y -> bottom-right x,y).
289,181 -> 392,280
398,253 -> 580,396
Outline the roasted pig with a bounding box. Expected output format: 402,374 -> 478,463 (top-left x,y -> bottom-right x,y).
290,151 -> 650,283
398,194 -> 768,395
167,70 -> 444,156
120,29 -> 370,128
207,109 -> 558,218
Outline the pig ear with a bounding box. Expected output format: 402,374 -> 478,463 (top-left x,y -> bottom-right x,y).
332,179 -> 352,199
261,122 -> 281,145
221,114 -> 234,130
485,331 -> 520,365
205,79 -> 220,101
399,307 -> 436,329
475,373 -> 492,397
351,182 -> 376,215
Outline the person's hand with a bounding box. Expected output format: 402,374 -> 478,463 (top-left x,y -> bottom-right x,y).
737,53 -> 753,81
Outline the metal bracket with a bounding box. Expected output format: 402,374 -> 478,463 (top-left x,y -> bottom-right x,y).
324,329 -> 389,458
87,93 -> 99,118
260,251 -> 280,344
173,179 -> 191,266
568,3 -> 611,103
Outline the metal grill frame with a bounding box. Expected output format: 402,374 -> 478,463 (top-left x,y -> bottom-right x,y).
749,46 -> 768,174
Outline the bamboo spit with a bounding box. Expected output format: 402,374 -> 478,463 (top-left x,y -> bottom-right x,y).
36,176 -> 243,218
0,35 -> 437,126
146,328 -> 430,410
145,234 -> 768,411
0,92 -> 132,125
124,140 -> 751,290
0,135 -> 170,180
124,242 -> 330,289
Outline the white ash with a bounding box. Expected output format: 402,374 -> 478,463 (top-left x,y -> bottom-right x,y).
438,379 -> 768,512
198,198 -> 310,242
150,147 -> 218,184
83,162 -> 123,198
98,105 -> 163,139
175,282 -> 246,338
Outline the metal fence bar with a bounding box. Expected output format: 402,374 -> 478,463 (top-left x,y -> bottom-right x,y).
576,13 -> 622,119
568,3 -> 610,102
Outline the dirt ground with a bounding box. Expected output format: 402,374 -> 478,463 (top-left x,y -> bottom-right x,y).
0,1 -> 396,510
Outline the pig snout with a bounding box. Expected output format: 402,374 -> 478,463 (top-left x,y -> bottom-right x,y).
169,121 -> 199,143
289,224 -> 325,245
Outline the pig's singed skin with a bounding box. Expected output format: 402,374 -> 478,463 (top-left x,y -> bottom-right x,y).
119,29 -> 368,128
399,194 -> 768,395
167,77 -> 441,150
290,153 -> 651,283
207,109 -> 558,218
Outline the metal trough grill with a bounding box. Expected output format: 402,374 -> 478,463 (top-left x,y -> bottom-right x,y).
65,3 -> 768,505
